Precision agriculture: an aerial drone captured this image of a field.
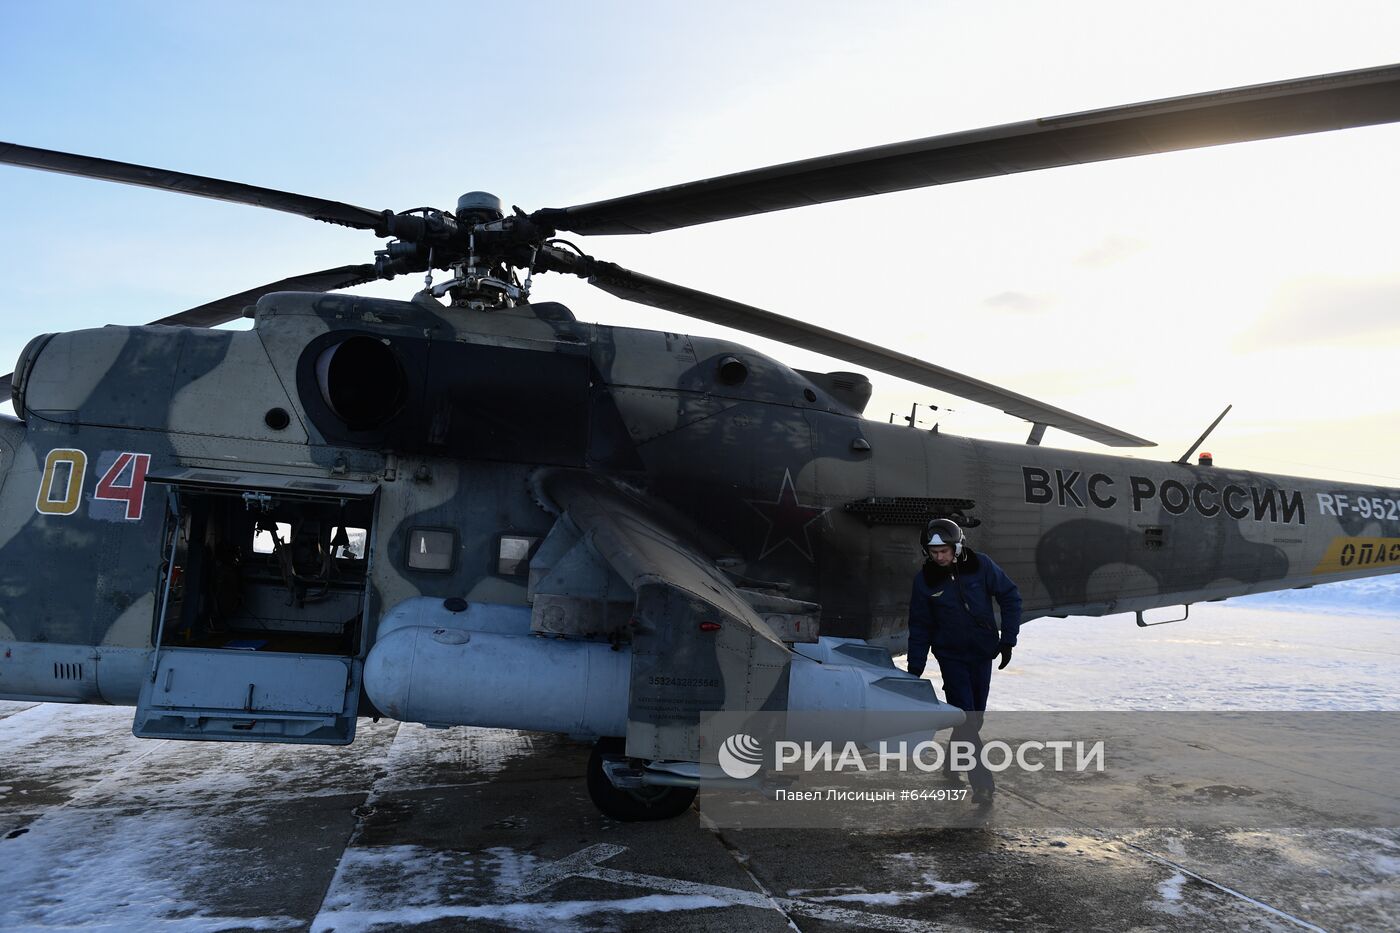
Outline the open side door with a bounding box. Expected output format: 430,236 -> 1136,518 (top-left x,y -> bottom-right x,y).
134,468 -> 378,744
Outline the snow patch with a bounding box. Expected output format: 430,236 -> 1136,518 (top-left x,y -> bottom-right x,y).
371,724 -> 541,792
1158,872 -> 1186,901
922,876 -> 979,897
797,875 -> 977,905
1370,854 -> 1400,876
313,894 -> 735,932
1150,871 -> 1189,916
486,845 -> 545,892
0,806 -> 300,931
806,891 -> 928,905
804,880 -> 976,905
322,845 -> 467,909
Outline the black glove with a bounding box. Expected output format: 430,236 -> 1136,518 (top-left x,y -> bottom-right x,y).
908,664 -> 925,678
997,645 -> 1013,670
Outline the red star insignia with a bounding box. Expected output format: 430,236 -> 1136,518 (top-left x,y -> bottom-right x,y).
746,469 -> 829,561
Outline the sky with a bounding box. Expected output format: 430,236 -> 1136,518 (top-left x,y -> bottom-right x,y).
2,1 -> 1399,482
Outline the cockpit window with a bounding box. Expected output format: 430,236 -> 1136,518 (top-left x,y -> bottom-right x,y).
407,528 -> 456,572
497,535 -> 538,576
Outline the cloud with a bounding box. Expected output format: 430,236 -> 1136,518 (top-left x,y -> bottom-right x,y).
1239,276 -> 1400,349
981,291 -> 1048,312
1009,367 -> 1135,399
1074,234 -> 1146,268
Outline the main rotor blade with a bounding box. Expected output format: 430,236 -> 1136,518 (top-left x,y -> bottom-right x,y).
0,142 -> 386,230
539,63 -> 1400,235
148,263 -> 383,327
579,257 -> 1152,447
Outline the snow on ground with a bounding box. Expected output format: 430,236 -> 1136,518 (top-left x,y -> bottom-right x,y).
798,878 -> 979,905
370,723 -> 541,791
0,802 -> 302,932
314,893 -> 737,932
988,601 -> 1400,711
0,703 -> 156,806
1151,872 -> 1188,916
1232,572 -> 1400,616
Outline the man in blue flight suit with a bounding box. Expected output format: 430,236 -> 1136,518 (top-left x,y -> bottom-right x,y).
907,518 -> 1022,805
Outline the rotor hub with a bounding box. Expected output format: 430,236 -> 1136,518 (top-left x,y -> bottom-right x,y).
456,191 -> 503,224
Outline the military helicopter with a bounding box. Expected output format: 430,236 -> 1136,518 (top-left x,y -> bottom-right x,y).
0,63 -> 1397,821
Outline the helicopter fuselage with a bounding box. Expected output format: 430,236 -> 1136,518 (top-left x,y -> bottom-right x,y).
0,293 -> 1393,723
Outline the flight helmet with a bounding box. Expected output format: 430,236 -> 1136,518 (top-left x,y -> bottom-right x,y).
923,518 -> 964,557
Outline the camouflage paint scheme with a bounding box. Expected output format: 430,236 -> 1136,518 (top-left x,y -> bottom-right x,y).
0,292 -> 1395,756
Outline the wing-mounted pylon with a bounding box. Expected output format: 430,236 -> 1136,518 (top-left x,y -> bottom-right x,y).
532,470 -> 793,760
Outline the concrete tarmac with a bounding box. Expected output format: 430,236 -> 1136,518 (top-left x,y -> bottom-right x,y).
0,700 -> 1396,932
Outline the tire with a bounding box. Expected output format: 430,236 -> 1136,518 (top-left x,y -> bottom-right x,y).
585,738 -> 698,822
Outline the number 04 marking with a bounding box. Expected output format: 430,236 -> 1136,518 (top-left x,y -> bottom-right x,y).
94,452 -> 152,520
35,449 -> 152,520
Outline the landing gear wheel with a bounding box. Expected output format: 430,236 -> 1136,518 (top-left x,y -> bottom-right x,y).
585,738 -> 698,822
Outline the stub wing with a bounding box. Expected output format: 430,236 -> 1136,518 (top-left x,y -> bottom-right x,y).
535,470 -> 791,760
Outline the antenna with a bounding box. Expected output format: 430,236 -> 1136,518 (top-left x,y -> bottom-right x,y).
1177,404 -> 1232,464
